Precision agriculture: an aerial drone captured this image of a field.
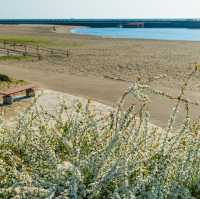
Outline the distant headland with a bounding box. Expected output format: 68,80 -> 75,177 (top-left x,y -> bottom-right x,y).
0,19 -> 200,28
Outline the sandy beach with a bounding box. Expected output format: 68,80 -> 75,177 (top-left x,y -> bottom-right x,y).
0,25 -> 200,127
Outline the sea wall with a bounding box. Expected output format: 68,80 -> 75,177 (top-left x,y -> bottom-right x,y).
0,19 -> 200,29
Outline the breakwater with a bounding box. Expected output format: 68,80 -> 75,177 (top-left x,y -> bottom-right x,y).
0,19 -> 200,29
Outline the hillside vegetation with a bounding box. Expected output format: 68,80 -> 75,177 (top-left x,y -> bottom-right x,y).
0,67 -> 200,198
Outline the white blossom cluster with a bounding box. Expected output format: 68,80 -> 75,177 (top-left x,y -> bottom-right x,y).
0,81 -> 200,199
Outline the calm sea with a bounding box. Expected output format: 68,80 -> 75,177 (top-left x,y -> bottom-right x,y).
71,27 -> 200,42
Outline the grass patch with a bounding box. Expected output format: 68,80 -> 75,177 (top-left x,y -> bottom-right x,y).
0,55 -> 33,61
0,73 -> 26,90
0,35 -> 50,45
0,35 -> 75,50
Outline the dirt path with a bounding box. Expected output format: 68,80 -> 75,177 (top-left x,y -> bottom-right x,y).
0,64 -> 199,128
0,64 -> 128,105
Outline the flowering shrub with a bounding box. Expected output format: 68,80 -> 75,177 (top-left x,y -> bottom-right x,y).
0,68 -> 200,199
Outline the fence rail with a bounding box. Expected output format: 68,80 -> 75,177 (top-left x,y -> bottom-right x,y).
0,40 -> 70,59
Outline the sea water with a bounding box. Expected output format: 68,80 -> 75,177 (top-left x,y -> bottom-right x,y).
71,27 -> 200,42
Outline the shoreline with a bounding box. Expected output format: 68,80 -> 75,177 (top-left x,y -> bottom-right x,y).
69,26 -> 200,43
4,24 -> 200,44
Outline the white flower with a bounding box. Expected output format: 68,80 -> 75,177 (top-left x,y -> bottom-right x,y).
57,161 -> 73,171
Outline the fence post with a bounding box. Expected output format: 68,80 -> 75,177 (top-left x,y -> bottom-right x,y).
66,49 -> 70,57
24,45 -> 28,56
3,41 -> 6,49
37,54 -> 42,60
36,45 -> 40,55
13,42 -> 16,51
36,45 -> 42,60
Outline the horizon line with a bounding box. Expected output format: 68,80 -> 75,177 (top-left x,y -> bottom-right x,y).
0,18 -> 200,20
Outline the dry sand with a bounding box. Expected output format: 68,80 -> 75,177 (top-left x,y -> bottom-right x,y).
0,25 -> 200,127
5,89 -> 164,139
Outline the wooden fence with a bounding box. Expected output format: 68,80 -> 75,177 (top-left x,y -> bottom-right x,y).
0,40 -> 70,60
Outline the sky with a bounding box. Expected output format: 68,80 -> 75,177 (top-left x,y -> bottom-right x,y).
0,0 -> 199,19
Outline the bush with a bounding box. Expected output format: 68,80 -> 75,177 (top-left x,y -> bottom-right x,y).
0,68 -> 200,198
0,74 -> 11,82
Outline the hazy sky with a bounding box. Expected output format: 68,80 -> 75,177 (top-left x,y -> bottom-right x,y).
0,0 -> 199,19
